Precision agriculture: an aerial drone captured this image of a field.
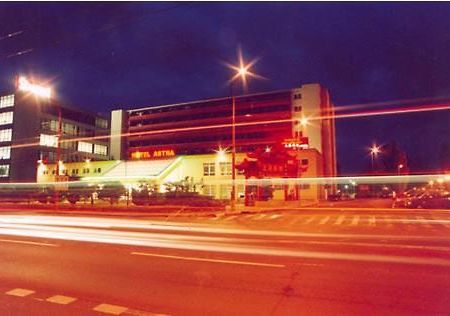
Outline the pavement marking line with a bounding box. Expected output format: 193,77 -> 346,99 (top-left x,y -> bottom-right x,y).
224,215 -> 237,222
304,216 -> 316,224
269,214 -> 282,220
46,295 -> 77,305
93,303 -> 129,315
334,215 -> 345,225
384,216 -> 394,228
125,309 -> 170,316
131,252 -> 285,268
351,215 -> 359,226
5,288 -> 35,297
319,216 -> 330,225
416,216 -> 432,228
0,238 -> 58,247
369,216 -> 376,226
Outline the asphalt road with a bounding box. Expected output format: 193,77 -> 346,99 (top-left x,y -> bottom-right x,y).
0,208 -> 450,315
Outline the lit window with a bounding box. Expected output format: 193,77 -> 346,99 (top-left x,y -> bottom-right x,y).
0,129 -> 12,142
40,134 -> 58,147
0,146 -> 11,159
0,95 -> 14,108
202,185 -> 216,197
0,164 -> 9,177
95,117 -> 108,129
78,141 -> 93,153
203,162 -> 215,176
0,112 -> 13,125
94,144 -> 108,156
219,162 -> 232,176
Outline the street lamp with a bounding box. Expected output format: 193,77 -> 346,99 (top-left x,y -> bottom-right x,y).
225,48 -> 263,212
397,163 -> 404,176
369,144 -> 381,172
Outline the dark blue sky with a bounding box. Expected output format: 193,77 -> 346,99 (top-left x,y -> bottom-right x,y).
0,2 -> 449,174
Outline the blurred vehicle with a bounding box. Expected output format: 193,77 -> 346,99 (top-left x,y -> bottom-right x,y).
392,187 -> 423,208
327,190 -> 342,201
412,190 -> 450,209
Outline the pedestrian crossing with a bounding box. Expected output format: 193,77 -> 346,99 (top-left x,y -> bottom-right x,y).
218,213 -> 450,230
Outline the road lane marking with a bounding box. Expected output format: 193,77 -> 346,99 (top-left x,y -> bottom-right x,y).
334,215 -> 345,225
269,214 -> 282,220
126,309 -> 170,316
288,217 -> 303,226
416,216 -> 432,228
46,295 -> 77,305
131,252 -> 285,268
93,303 -> 129,315
351,215 -> 360,226
319,216 -> 330,225
0,238 -> 57,247
369,216 -> 376,226
304,216 -> 316,224
384,216 -> 394,228
6,288 -> 35,297
224,215 -> 237,222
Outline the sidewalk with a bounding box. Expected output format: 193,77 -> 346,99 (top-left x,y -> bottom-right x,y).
0,202 -> 224,218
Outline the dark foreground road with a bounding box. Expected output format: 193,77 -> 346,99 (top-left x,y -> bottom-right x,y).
0,208 -> 449,315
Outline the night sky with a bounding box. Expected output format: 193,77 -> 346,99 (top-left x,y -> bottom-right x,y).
0,2 -> 449,175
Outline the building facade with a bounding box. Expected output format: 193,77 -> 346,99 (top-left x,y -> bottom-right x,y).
0,77 -> 110,182
111,83 -> 337,178
37,83 -> 336,202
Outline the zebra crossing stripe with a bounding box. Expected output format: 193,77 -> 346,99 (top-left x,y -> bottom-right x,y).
319,216 -> 330,225
334,215 -> 345,225
304,216 -> 316,224
351,216 -> 360,226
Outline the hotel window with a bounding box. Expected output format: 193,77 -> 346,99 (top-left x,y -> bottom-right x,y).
219,185 -> 232,199
0,95 -> 14,108
95,117 -> 108,129
94,144 -> 107,156
0,146 -> 11,159
0,129 -> 12,142
78,141 -> 93,153
62,123 -> 76,135
203,162 -> 215,176
40,134 -> 58,147
220,162 -> 232,176
0,112 -> 13,125
0,164 -> 9,177
202,184 -> 216,197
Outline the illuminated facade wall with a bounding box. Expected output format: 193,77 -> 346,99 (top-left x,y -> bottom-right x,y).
0,82 -> 110,182
37,151 -> 323,201
112,84 -> 337,179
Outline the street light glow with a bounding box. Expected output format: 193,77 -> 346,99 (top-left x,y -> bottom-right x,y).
370,145 -> 381,155
225,47 -> 265,91
17,76 -> 51,98
300,117 -> 309,126
215,147 -> 228,162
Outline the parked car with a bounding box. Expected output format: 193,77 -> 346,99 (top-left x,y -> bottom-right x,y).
392,188 -> 423,208
413,190 -> 450,209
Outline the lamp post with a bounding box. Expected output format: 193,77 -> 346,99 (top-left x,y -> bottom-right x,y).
226,51 -> 259,212
369,144 -> 380,172
397,163 -> 404,176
